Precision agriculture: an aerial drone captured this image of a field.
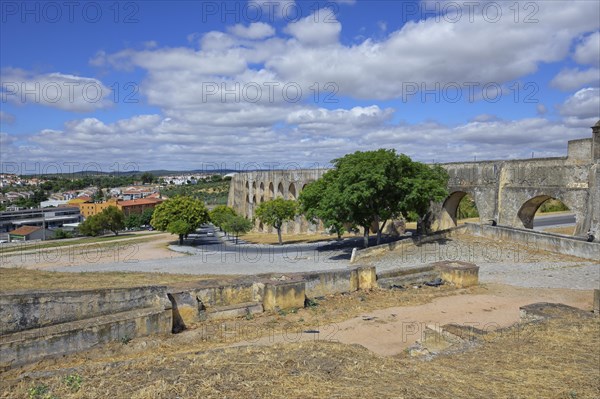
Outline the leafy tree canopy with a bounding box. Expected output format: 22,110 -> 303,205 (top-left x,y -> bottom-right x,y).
151,196 -> 209,245
209,205 -> 237,230
99,206 -> 125,235
222,214 -> 253,244
79,205 -> 125,236
300,149 -> 448,247
255,198 -> 297,245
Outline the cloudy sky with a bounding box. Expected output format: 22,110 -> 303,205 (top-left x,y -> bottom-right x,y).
1,0 -> 599,173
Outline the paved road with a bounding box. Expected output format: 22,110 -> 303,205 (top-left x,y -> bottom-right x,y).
533,213 -> 576,228
45,225 -> 363,275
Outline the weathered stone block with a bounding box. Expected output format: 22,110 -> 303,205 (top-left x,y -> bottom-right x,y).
263,281 -> 305,311
357,266 -> 377,290
435,261 -> 479,288
594,289 -> 600,314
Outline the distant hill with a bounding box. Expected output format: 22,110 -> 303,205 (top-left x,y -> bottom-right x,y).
22,169 -> 240,177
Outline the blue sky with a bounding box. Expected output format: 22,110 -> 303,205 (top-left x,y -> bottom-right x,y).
1,0 -> 599,172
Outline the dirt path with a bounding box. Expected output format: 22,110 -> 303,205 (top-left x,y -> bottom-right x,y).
229,284 -> 593,356
1,232 -> 185,269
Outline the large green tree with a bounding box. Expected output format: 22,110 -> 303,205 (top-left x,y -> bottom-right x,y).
79,215 -> 104,237
255,198 -> 298,245
222,214 -> 253,244
140,172 -> 155,184
140,208 -> 155,226
331,149 -> 411,247
399,162 -> 449,235
151,196 -> 209,245
98,206 -> 125,236
209,205 -> 237,231
299,171 -> 348,239
300,150 -> 448,247
125,213 -> 142,229
79,206 -> 125,237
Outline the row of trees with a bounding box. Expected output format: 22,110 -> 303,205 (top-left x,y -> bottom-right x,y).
77,150 -> 448,248
209,205 -> 253,243
124,208 -> 155,229
249,150 -> 449,247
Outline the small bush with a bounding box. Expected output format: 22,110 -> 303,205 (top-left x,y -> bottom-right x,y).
64,373 -> 83,392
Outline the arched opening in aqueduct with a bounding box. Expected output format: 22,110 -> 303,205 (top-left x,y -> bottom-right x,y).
517,196 -> 574,235
288,183 -> 297,200
439,191 -> 480,229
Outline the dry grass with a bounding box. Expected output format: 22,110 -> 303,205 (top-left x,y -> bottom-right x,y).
543,226 -> 576,236
1,287 -> 597,398
0,268 -> 229,292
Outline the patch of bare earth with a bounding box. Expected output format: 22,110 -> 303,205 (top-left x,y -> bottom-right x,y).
0,232 -> 185,271
1,284 -> 597,398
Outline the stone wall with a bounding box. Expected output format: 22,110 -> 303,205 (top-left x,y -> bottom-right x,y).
0,286 -> 169,335
229,124 -> 600,238
464,223 -> 600,261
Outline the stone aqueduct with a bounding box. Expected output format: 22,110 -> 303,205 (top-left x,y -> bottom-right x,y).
228,122 -> 600,239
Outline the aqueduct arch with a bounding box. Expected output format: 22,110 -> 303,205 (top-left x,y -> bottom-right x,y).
438,191 -> 479,230
228,123 -> 600,238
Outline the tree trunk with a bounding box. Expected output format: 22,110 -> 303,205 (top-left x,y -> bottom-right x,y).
277,227 -> 283,245
363,226 -> 369,248
375,216 -> 384,246
417,217 -> 426,236
179,234 -> 184,245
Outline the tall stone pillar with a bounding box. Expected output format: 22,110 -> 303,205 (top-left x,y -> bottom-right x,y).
590,122 -> 600,240
592,120 -> 600,163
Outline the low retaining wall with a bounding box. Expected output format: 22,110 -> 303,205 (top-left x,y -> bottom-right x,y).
377,261 -> 479,289
1,307 -> 172,369
464,223 -> 600,260
166,266 -> 378,329
0,264 -> 415,369
351,227 -> 466,264
0,286 -> 170,335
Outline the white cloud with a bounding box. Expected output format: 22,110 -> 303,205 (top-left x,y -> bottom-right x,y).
551,67 -> 600,91
283,8 -> 342,46
228,22 -> 275,39
5,1 -> 600,168
0,68 -> 112,112
0,132 -> 17,147
268,2 -> 600,99
559,87 -> 600,127
5,107 -> 596,170
574,31 -> 600,66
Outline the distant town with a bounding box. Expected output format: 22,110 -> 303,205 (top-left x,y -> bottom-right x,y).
0,172 -> 234,241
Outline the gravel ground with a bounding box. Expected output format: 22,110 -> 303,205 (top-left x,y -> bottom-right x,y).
43,241 -> 352,275
368,235 -> 599,290
15,230 -> 599,290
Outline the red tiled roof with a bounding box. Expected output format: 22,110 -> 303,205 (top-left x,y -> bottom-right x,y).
9,225 -> 42,236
